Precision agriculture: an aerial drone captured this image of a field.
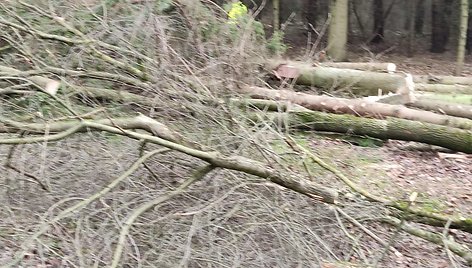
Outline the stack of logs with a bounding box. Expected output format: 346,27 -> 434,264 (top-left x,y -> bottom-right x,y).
238,60 -> 472,153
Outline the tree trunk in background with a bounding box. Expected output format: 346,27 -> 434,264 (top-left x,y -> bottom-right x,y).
467,2 -> 472,54
456,0 -> 469,75
351,0 -> 366,38
371,0 -> 385,43
327,0 -> 349,61
430,0 -> 453,53
273,0 -> 280,31
303,0 -> 318,29
415,0 -> 426,34
407,0 -> 417,57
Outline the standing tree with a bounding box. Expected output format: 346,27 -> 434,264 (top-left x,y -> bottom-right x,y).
467,0 -> 472,54
369,0 -> 398,44
273,0 -> 280,31
303,0 -> 318,30
456,0 -> 469,74
371,0 -> 385,43
430,0 -> 454,53
415,0 -> 426,34
407,0 -> 418,57
327,0 -> 349,61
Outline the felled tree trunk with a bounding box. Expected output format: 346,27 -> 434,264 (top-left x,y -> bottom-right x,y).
407,99 -> 472,119
416,92 -> 472,105
413,74 -> 472,85
318,62 -> 396,73
416,83 -> 472,94
240,86 -> 472,131
268,61 -> 413,96
264,110 -> 472,154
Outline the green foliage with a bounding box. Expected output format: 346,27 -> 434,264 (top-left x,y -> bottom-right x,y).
155,0 -> 174,13
226,1 -> 248,23
416,193 -> 447,213
267,30 -> 288,55
13,93 -> 56,117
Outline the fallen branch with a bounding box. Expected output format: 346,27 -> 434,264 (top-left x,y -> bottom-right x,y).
284,135 -> 472,233
0,118 -> 338,203
0,115 -> 187,146
382,217 -> 472,265
110,164 -> 215,268
4,148 -> 171,267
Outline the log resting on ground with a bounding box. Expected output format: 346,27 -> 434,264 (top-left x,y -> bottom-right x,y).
318,62 -> 396,73
416,83 -> 472,94
376,94 -> 472,120
267,60 -> 413,96
261,110 -> 472,153
413,74 -> 472,85
407,99 -> 472,119
241,86 -> 472,131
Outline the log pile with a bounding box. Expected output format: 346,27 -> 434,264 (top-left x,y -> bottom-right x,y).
239,59 -> 472,153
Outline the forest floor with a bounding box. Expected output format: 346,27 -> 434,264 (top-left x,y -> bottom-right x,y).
2,34 -> 472,267
307,136 -> 472,267
280,41 -> 472,266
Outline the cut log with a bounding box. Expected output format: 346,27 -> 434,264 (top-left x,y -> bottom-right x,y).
240,86 -> 472,131
319,62 -> 396,73
413,74 -> 472,85
0,65 -> 60,95
416,92 -> 472,105
407,99 -> 472,119
416,83 -> 472,94
375,93 -> 472,119
268,60 -> 413,96
261,110 -> 472,154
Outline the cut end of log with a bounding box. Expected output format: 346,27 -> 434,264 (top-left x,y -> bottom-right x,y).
45,80 -> 61,96
273,64 -> 300,79
404,74 -> 416,103
396,73 -> 416,103
387,63 -> 397,73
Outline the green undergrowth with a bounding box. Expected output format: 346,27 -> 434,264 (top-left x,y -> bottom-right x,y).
268,132 -> 390,184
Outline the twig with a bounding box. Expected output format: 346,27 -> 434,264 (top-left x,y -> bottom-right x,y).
382,217 -> 472,265
336,207 -> 401,258
3,148 -> 170,268
0,118 -> 338,203
110,164 -> 215,267
442,219 -> 459,268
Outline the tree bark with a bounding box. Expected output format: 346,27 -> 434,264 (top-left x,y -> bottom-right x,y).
241,86 -> 472,131
413,74 -> 472,85
273,0 -> 280,31
407,98 -> 472,119
467,6 -> 472,54
416,83 -> 472,94
269,110 -> 472,154
268,61 -> 413,96
327,0 -> 348,61
318,62 -> 396,73
456,0 -> 469,75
